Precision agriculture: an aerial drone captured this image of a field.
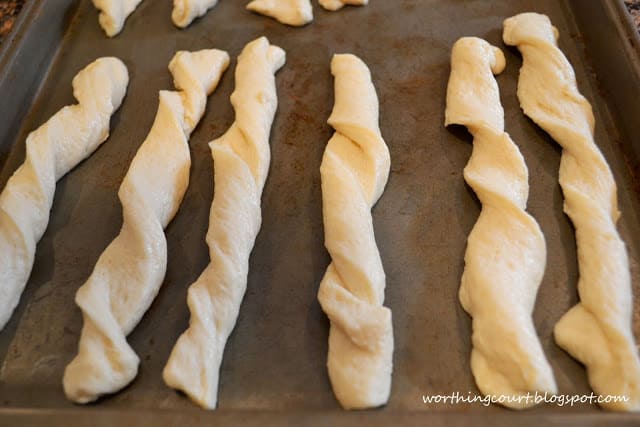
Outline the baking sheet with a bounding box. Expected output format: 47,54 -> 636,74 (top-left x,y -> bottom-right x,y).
0,0 -> 639,425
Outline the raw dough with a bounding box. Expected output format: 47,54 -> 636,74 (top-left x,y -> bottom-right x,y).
163,37 -> 285,410
247,0 -> 313,26
92,0 -> 143,37
445,37 -> 557,409
0,57 -> 128,331
504,12 -> 640,411
63,49 -> 229,404
319,0 -> 366,12
172,0 -> 219,28
317,53 -> 392,409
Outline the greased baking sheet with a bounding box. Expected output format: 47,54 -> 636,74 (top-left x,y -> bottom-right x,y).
0,0 -> 640,425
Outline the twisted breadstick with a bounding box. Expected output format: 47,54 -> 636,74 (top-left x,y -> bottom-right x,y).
163,37 -> 285,410
317,54 -> 392,409
247,0 -> 313,26
504,12 -> 640,411
63,49 -> 229,404
319,0 -> 367,12
172,0 -> 218,28
92,0 -> 143,37
445,37 -> 556,409
0,58 -> 128,332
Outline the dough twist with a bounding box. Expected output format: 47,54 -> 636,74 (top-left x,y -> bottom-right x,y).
445,37 -> 556,409
92,0 -> 143,37
247,0 -> 313,26
319,0 -> 367,12
163,37 -> 285,410
63,49 -> 229,404
172,0 -> 219,28
317,54 -> 392,409
0,57 -> 128,331
504,13 -> 640,411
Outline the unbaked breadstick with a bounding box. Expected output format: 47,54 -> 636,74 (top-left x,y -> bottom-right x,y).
63,49 -> 229,404
247,0 -> 313,26
92,0 -> 143,37
163,37 -> 285,410
317,54 -> 392,409
0,58 -> 128,331
445,37 -> 556,409
319,0 -> 366,12
504,12 -> 640,411
173,0 -> 219,28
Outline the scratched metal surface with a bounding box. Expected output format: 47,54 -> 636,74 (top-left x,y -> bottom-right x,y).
0,0 -> 639,425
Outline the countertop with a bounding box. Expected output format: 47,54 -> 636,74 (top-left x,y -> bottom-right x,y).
0,0 -> 23,41
627,0 -> 640,28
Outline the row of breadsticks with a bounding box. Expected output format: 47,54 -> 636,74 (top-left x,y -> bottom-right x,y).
0,35 -> 381,410
0,12 -> 638,412
93,0 -> 366,37
446,13 -> 640,412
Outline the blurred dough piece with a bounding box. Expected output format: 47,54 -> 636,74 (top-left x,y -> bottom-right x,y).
319,0 -> 367,12
92,0 -> 143,37
247,0 -> 313,26
173,0 -> 219,28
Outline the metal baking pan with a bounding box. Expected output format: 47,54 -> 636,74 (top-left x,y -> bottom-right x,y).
1,0 -> 640,425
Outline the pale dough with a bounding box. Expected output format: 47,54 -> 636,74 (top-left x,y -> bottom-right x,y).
0,58 -> 128,331
172,0 -> 219,28
247,0 -> 313,26
319,0 -> 367,12
445,37 -> 557,409
163,37 -> 285,410
92,0 -> 143,37
63,49 -> 230,404
504,12 -> 640,411
317,53 -> 392,409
